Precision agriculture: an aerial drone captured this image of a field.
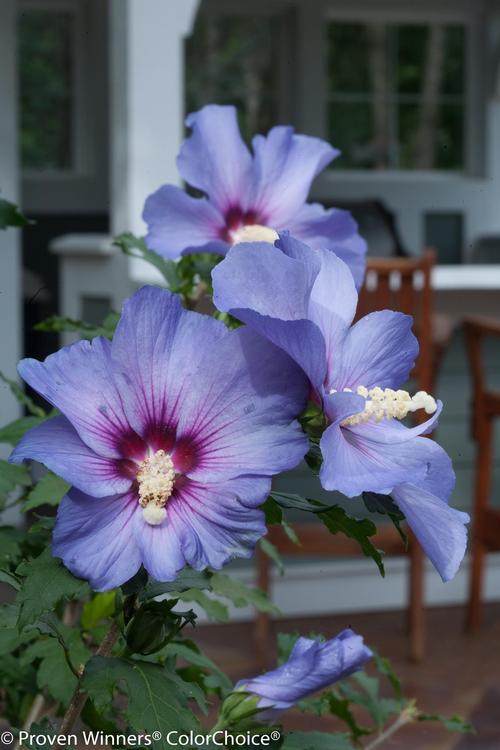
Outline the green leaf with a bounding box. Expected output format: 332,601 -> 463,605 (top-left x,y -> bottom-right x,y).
281,518 -> 300,545
82,656 -> 201,743
281,731 -> 353,749
0,416 -> 45,445
82,592 -> 117,630
114,232 -> 181,291
210,572 -> 280,615
418,713 -> 474,734
0,198 -> 31,229
318,506 -> 385,577
0,527 -> 25,566
276,491 -> 384,574
23,473 -> 70,511
21,719 -> 58,750
21,638 -> 79,705
27,612 -> 90,674
304,442 -> 323,475
270,491 -> 327,513
277,632 -> 301,664
0,603 -> 22,655
259,538 -> 284,575
362,492 -> 408,547
0,460 -> 32,505
0,569 -> 21,590
16,547 -> 89,630
372,651 -> 401,700
340,672 -> 401,730
34,313 -> 119,341
161,640 -> 232,693
175,588 -> 229,621
326,692 -> 371,741
0,371 -> 46,417
262,497 -> 283,525
140,568 -> 212,602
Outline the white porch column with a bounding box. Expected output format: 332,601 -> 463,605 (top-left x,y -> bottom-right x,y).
0,0 -> 21,429
52,0 -> 200,321
110,0 -> 200,284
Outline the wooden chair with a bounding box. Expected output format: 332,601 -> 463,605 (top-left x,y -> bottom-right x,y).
255,250 -> 444,664
463,316 -> 500,632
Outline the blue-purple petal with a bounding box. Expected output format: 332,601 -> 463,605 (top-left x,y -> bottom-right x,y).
330,311 -> 419,392
111,285 -> 228,438
392,483 -> 469,582
17,338 -> 132,459
288,202 -> 367,288
177,105 -> 253,213
10,416 -> 131,498
53,489 -> 142,591
250,127 -> 339,227
212,241 -> 327,391
319,425 -> 435,496
176,326 -> 309,482
143,184 -> 228,259
237,629 -> 371,712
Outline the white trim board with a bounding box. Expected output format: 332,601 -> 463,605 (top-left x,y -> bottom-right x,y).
190,553 -> 500,624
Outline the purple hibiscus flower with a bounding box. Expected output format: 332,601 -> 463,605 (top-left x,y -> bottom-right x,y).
10,286 -> 309,591
143,104 -> 367,287
212,234 -> 469,582
236,629 -> 371,715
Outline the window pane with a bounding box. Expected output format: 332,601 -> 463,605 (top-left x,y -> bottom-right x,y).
328,102 -> 378,169
327,21 -> 466,171
398,102 -> 419,168
398,101 -> 464,169
185,13 -> 281,141
435,103 -> 464,169
327,23 -> 372,93
397,25 -> 428,94
19,9 -> 74,170
442,26 -> 465,95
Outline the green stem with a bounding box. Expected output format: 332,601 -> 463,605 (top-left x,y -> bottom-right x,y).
364,705 -> 417,749
59,619 -> 121,734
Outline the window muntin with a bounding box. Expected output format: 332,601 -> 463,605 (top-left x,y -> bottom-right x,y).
327,22 -> 466,171
19,8 -> 74,171
185,12 -> 282,142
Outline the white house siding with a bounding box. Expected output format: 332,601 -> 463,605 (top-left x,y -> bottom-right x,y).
0,0 -> 22,437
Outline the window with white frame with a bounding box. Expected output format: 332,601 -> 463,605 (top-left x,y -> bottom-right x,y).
185,5 -> 292,142
327,21 -> 466,171
18,5 -> 76,172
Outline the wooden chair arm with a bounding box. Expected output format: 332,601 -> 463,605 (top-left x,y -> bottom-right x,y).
463,315 -> 500,339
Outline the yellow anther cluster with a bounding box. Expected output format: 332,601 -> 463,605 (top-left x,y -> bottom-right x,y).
330,385 -> 437,427
136,449 -> 175,525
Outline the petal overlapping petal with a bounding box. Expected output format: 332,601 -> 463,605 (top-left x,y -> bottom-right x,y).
392,482 -> 469,582
319,425 -> 436,496
53,489 -> 142,591
143,185 -> 228,259
237,629 -> 371,712
10,416 -> 131,497
111,286 -> 227,437
288,202 -> 367,289
177,105 -> 253,213
329,311 -> 419,392
17,338 -> 130,459
250,127 -> 339,227
212,240 -> 327,390
133,476 -> 269,580
175,327 -> 309,482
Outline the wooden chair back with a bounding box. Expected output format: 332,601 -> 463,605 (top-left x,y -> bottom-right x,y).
463,316 -> 500,631
463,316 -> 500,439
356,250 -> 435,392
255,250 -> 437,664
